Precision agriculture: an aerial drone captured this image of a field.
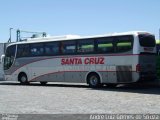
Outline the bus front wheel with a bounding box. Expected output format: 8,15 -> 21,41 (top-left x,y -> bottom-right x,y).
18,73 -> 29,85
87,73 -> 102,88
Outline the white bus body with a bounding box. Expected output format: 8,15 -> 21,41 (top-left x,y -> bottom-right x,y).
3,31 -> 157,87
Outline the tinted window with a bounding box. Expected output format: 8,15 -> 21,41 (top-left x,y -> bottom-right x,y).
17,44 -> 30,58
4,45 -> 16,70
77,39 -> 94,53
6,45 -> 16,57
97,37 -> 114,53
115,36 -> 133,53
30,43 -> 44,56
139,34 -> 156,47
44,42 -> 60,55
61,41 -> 76,54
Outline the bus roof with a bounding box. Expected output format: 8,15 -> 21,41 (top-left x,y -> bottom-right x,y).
8,31 -> 153,46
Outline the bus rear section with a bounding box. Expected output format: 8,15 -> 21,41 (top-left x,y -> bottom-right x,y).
137,33 -> 157,81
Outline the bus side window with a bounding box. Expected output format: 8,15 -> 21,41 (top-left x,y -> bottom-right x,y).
97,37 -> 114,54
77,39 -> 94,54
115,36 -> 133,53
17,44 -> 30,58
30,43 -> 44,56
44,42 -> 60,56
61,41 -> 76,54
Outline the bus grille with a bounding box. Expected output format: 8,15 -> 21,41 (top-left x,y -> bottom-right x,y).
116,66 -> 132,83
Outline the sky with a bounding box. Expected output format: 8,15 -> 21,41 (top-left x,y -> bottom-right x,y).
0,0 -> 160,42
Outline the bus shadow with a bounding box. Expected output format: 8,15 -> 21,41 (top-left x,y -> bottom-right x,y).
0,82 -> 88,88
94,83 -> 160,95
0,82 -> 160,95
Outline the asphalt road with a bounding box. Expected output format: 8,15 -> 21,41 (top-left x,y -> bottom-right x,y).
0,81 -> 160,114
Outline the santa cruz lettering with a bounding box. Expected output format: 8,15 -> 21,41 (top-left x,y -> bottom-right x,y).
61,57 -> 105,65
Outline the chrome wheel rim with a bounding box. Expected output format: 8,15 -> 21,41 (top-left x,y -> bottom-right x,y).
90,76 -> 98,86
21,76 -> 27,82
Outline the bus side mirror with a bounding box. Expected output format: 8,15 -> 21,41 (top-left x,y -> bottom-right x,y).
1,54 -> 5,64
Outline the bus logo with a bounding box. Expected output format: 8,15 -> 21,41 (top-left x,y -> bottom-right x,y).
61,57 -> 105,65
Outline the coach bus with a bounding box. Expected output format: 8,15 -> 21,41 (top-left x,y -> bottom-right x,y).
1,31 -> 157,87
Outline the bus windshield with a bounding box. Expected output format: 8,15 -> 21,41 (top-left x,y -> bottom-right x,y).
4,45 -> 16,70
139,34 -> 156,47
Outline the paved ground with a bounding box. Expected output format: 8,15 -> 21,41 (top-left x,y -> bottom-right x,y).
0,81 -> 160,114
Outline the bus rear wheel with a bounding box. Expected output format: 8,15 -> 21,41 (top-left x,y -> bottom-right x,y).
87,73 -> 102,88
40,82 -> 48,85
18,73 -> 29,85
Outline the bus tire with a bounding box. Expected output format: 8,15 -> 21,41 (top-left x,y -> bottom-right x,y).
87,73 -> 102,88
18,73 -> 29,85
40,82 -> 47,85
